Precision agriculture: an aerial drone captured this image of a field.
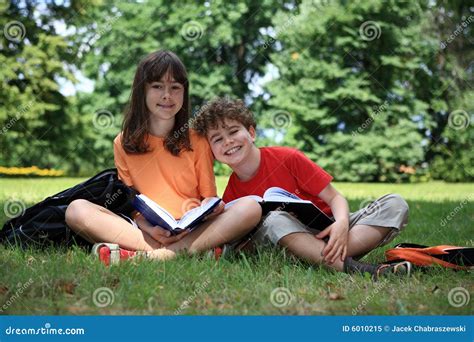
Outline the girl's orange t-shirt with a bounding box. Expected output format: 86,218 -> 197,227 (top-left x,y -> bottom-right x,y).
114,130 -> 217,219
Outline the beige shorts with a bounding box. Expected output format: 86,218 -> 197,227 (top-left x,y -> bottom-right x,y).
251,193 -> 409,249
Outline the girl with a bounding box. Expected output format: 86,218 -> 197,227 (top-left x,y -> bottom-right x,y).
65,50 -> 261,260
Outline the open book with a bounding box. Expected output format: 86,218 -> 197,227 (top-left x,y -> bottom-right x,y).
226,187 -> 334,230
133,195 -> 221,235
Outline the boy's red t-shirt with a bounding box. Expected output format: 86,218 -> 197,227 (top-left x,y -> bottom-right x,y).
223,146 -> 334,217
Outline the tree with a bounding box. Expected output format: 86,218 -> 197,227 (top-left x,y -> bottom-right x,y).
424,0 -> 473,181
264,0 -> 442,182
0,1 -> 88,173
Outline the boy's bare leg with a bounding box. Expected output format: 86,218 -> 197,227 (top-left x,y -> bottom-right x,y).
279,224 -> 393,271
166,198 -> 262,253
278,233 -> 344,271
346,225 -> 391,258
65,199 -> 162,251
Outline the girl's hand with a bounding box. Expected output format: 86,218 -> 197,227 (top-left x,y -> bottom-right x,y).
315,220 -> 349,264
135,214 -> 189,246
202,198 -> 225,221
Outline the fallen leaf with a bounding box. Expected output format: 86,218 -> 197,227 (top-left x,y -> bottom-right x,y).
110,278 -> 120,288
26,256 -> 36,266
0,285 -> 8,295
328,292 -> 345,300
65,306 -> 88,314
56,280 -> 76,294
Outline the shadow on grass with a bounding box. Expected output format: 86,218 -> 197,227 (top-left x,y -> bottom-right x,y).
0,199 -> 472,315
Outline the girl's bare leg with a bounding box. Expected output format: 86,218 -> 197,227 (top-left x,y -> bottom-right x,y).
65,199 -> 162,251
167,198 -> 262,253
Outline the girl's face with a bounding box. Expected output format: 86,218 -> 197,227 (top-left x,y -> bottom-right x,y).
145,72 -> 184,121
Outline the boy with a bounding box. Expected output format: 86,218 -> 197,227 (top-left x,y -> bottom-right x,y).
194,97 -> 411,278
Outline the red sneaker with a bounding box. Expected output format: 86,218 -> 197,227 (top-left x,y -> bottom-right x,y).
91,243 -> 147,266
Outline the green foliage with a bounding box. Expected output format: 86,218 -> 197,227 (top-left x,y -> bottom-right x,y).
430,93 -> 474,182
263,0 -> 438,182
1,1 -> 471,181
0,1 -> 88,174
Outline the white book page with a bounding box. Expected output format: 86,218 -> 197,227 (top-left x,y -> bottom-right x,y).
178,197 -> 220,228
263,187 -> 312,203
140,194 -> 177,227
224,195 -> 263,209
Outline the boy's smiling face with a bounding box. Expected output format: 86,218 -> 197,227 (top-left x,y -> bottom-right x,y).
207,119 -> 256,168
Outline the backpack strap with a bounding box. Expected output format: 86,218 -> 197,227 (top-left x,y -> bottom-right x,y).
385,244 -> 474,270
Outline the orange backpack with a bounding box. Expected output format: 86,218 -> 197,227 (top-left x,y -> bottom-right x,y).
385,243 -> 474,271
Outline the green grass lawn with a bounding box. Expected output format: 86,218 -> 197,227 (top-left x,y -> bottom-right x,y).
0,177 -> 472,315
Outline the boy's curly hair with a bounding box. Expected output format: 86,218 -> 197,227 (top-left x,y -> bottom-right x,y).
193,97 -> 256,136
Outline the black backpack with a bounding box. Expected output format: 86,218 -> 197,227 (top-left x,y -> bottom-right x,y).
0,168 -> 137,248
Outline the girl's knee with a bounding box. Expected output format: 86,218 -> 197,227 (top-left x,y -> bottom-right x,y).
65,199 -> 93,226
235,198 -> 262,219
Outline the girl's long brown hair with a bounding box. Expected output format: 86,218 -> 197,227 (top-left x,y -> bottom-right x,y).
122,50 -> 191,155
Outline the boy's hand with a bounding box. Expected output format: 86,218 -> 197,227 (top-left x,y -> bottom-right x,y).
202,198 -> 225,221
315,220 -> 349,264
136,214 -> 189,246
